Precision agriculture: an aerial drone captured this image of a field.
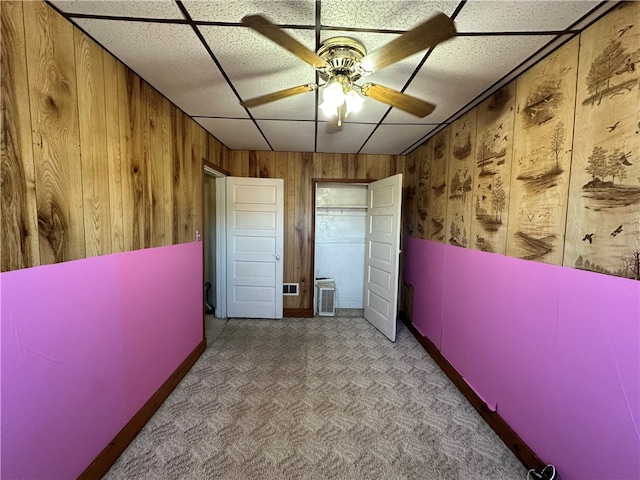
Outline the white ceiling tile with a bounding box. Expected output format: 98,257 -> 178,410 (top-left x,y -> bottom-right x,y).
195,118 -> 270,150
384,34 -> 555,124
74,19 -> 248,118
360,124 -> 438,155
59,0 -> 618,155
249,93 -> 317,121
440,34 -> 576,122
485,34 -> 575,96
200,25 -> 316,119
316,123 -> 376,154
182,0 -> 315,24
51,0 -> 184,19
257,120 -> 315,152
455,1 -> 602,32
321,0 -> 459,30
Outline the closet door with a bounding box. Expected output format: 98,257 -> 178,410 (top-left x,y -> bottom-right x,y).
364,174 -> 402,341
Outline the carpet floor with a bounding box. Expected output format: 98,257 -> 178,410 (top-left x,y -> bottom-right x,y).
103,317 -> 526,479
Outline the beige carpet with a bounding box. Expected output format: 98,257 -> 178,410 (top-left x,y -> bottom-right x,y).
103,317 -> 526,479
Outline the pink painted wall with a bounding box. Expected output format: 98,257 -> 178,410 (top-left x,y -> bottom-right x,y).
1,242 -> 203,479
404,237 -> 640,480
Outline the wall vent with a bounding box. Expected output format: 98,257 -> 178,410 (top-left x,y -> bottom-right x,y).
283,283 -> 299,296
317,287 -> 336,316
315,278 -> 336,316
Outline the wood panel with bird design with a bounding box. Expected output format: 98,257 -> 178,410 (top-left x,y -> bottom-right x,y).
564,1 -> 640,280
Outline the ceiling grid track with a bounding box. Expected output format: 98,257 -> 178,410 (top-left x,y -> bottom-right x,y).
401,0 -> 617,155
174,0 -> 274,151
356,0 -> 468,155
46,0 -> 621,155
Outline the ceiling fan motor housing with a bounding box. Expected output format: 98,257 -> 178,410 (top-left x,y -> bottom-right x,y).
317,37 -> 368,84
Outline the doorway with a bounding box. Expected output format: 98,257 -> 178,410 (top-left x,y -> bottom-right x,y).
312,174 -> 403,341
203,165 -> 227,342
204,173 -> 217,314
203,173 -> 285,324
314,182 -> 369,315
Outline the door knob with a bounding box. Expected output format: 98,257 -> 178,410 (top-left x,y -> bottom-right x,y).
276,254 -> 281,261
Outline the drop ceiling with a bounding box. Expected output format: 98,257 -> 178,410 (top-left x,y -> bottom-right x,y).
49,0 -> 617,155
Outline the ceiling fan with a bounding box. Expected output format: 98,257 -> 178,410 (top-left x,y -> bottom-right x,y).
239,13 -> 457,127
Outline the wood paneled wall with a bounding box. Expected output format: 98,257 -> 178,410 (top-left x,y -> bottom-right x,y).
507,37 -> 579,265
1,1 -> 227,272
1,0 -> 402,313
227,151 -> 404,310
564,2 -> 640,278
15,1 -> 635,319
404,2 -> 640,281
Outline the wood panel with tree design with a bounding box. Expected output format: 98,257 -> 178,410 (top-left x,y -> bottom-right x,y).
427,128 -> 450,242
470,83 -> 516,255
413,142 -> 430,240
402,6 -> 638,283
506,37 -> 579,265
445,110 -> 476,248
564,2 -> 640,279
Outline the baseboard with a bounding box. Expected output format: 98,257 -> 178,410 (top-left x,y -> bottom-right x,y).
284,308 -> 314,317
78,339 -> 207,480
400,315 -> 544,470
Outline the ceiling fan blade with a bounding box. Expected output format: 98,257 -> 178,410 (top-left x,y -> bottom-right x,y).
242,15 -> 328,69
361,83 -> 436,117
360,12 -> 456,72
241,84 -> 317,108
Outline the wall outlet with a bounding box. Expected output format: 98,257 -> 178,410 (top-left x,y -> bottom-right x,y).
283,283 -> 299,296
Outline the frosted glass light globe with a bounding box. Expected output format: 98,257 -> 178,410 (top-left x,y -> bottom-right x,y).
323,82 -> 345,105
320,100 -> 338,117
345,89 -> 364,114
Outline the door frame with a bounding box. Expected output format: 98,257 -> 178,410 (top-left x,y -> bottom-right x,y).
310,178 -> 373,313
203,161 -> 229,319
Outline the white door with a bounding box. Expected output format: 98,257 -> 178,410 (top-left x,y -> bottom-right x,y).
364,173 -> 403,341
226,177 -> 284,319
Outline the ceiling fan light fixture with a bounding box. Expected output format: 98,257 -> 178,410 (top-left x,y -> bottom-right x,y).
322,80 -> 346,106
319,99 -> 339,118
344,89 -> 364,115
320,74 -> 364,119
360,58 -> 374,74
240,15 -> 456,123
